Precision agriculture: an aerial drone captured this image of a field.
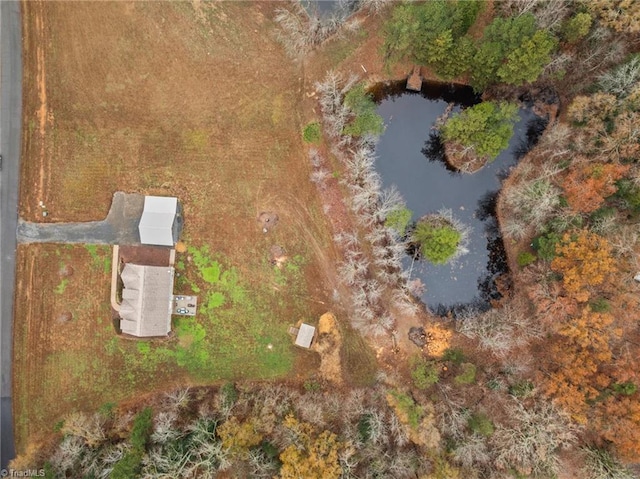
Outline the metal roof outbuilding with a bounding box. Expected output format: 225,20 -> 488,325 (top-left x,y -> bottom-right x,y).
138,196 -> 178,247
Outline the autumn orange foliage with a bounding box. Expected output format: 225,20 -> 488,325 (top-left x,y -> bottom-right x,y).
596,395 -> 640,460
543,307 -> 617,422
562,162 -> 629,213
551,230 -> 616,302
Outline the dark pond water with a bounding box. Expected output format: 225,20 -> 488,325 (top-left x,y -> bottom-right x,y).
301,0 -> 355,17
373,82 -> 547,315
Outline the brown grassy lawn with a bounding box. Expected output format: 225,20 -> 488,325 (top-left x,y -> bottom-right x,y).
14,1 -> 378,452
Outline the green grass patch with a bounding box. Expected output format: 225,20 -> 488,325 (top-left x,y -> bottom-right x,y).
84,244 -> 111,273
113,245 -> 295,381
182,129 -> 209,151
54,278 -> 68,295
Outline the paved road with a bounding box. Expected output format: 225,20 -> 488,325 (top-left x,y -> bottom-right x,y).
0,0 -> 21,469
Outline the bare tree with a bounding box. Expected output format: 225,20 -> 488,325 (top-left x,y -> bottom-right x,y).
581,446 -> 636,479
151,411 -> 180,444
499,0 -> 570,30
491,399 -> 579,477
50,436 -> 86,475
338,254 -> 369,286
310,168 -> 330,187
61,412 -> 107,448
358,0 -> 392,15
502,178 -> 561,236
453,434 -> 491,470
274,1 -> 360,59
457,300 -> 542,357
165,388 -> 191,410
598,56 -> 640,98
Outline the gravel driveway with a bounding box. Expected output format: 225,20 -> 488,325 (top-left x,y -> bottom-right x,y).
17,192 -> 145,245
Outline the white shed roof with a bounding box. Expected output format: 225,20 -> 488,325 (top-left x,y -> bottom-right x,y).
138,196 -> 178,246
295,323 -> 316,348
120,263 -> 174,337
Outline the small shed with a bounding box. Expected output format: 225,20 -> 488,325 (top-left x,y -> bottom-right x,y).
293,323 -> 317,349
120,263 -> 175,337
138,196 -> 179,247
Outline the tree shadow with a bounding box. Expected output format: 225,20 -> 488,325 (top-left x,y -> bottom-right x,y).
422,132 -> 460,176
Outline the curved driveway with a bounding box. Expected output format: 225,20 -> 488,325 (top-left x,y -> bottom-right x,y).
0,0 -> 21,469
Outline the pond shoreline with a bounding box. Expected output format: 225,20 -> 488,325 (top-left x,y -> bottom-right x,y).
372,80 -> 551,316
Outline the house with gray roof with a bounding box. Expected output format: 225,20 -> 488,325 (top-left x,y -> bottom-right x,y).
119,263 -> 174,337
138,196 -> 181,247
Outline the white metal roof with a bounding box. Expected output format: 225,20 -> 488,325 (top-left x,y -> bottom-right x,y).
120,264 -> 174,337
295,323 -> 316,348
138,196 -> 178,246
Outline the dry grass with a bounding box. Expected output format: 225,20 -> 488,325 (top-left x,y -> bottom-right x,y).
14,1 -> 353,453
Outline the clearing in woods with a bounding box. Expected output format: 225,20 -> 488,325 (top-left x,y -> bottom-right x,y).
14,1 -> 381,452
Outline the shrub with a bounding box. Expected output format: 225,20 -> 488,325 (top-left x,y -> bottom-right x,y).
302,122 -> 322,144
589,297 -> 611,313
441,348 -> 466,365
454,363 -> 477,385
562,12 -> 592,44
410,356 -> 440,390
387,390 -> 424,429
532,232 -> 561,261
468,412 -> 494,437
611,382 -> 637,396
412,217 -> 461,265
509,381 -> 534,398
342,84 -> 384,137
303,379 -> 322,392
110,407 -> 153,479
517,251 -> 537,267
220,382 -> 239,408
385,206 -> 412,236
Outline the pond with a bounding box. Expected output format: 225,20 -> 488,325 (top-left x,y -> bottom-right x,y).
301,0 -> 356,17
373,82 -> 547,315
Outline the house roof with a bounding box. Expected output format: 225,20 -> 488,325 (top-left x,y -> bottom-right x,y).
138,196 -> 178,246
295,323 -> 316,348
120,263 -> 174,337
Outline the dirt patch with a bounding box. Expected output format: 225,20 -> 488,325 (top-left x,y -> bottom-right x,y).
408,326 -> 427,348
56,311 -> 73,324
58,264 -> 74,277
444,142 -> 488,173
268,244 -> 287,267
257,211 -> 279,233
118,245 -> 171,267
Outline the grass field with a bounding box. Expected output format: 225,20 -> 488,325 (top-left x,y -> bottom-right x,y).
13,237 -> 329,450
14,1 -> 365,452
